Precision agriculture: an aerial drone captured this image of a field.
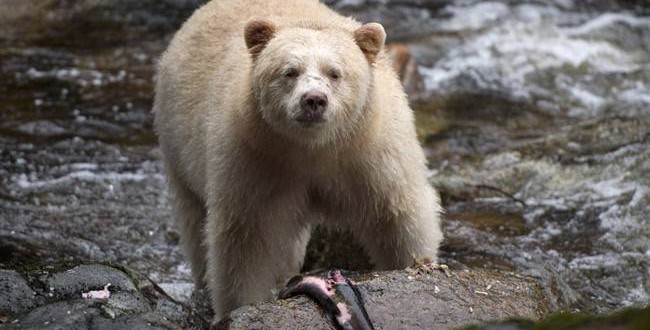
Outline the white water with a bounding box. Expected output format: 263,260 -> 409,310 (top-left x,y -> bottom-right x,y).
418,1 -> 650,118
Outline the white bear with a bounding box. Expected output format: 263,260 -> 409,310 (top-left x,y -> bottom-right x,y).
153,0 -> 443,320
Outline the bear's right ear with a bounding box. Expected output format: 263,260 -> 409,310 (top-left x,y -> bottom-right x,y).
244,19 -> 277,60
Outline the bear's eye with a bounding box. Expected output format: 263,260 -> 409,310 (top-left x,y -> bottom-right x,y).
284,68 -> 299,78
328,69 -> 341,80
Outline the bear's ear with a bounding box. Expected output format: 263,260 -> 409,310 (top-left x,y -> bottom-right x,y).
353,22 -> 386,64
244,19 -> 277,60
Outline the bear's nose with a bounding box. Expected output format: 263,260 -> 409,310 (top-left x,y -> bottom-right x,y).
300,91 -> 328,113
297,91 -> 328,124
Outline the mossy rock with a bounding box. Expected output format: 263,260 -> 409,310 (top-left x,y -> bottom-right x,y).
459,306 -> 650,330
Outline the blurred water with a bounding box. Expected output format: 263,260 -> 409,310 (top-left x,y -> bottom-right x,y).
1,0 -> 648,313
417,2 -> 650,118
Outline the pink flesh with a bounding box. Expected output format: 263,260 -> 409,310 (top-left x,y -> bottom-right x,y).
302,276 -> 334,295
335,302 -> 352,324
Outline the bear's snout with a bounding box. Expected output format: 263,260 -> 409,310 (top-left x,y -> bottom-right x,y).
297,91 -> 328,124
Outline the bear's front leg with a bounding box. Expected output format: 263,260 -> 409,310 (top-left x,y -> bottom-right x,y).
357,182 -> 443,270
204,204 -> 311,320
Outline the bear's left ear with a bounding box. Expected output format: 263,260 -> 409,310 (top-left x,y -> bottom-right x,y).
245,19 -> 277,60
353,22 -> 386,64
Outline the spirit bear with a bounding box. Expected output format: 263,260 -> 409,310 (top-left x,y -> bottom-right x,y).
153,0 -> 443,319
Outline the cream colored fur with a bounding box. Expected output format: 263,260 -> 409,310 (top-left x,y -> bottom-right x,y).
153,0 -> 443,320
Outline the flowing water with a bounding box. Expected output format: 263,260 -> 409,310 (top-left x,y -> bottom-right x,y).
1,0 -> 648,313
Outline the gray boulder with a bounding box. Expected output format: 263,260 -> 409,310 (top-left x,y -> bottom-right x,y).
220,268 -> 550,329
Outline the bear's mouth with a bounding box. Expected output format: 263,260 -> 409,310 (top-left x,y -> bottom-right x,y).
295,114 -> 326,126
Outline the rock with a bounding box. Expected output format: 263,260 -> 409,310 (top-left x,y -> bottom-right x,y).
3,262 -> 644,330
0,263 -> 209,329
0,270 -> 37,317
16,300 -> 104,330
219,298 -> 334,330
0,0 -> 205,46
46,265 -> 137,299
219,268 -> 550,329
431,114 -> 650,312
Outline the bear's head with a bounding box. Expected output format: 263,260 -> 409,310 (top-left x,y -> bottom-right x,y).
245,19 -> 386,146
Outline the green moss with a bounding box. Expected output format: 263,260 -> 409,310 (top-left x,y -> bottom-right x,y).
456,306 -> 650,330
534,312 -> 596,329
459,318 -> 535,330
534,308 -> 650,330
18,261 -> 81,294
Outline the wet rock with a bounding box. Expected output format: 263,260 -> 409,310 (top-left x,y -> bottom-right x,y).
0,0 -> 206,47
432,115 -> 650,312
46,265 -> 137,298
220,298 -> 334,330
0,263 -> 208,329
0,270 -> 37,317
219,268 -> 550,329
0,137 -> 183,288
16,300 -> 104,330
